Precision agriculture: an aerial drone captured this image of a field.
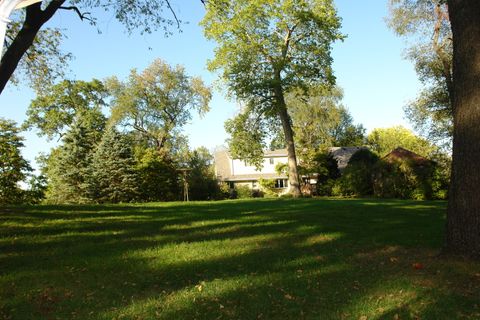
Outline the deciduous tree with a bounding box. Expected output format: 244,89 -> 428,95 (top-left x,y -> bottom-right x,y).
107,59 -> 211,156
0,0 -> 185,94
287,85 -> 365,168
387,0 -> 453,149
0,118 -> 32,204
25,79 -> 108,141
202,0 -> 344,196
367,126 -> 437,157
445,0 -> 480,258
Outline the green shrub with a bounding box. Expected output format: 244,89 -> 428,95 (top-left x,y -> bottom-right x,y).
234,185 -> 253,199
372,156 -> 446,200
258,178 -> 278,197
310,152 -> 340,196
338,149 -> 380,197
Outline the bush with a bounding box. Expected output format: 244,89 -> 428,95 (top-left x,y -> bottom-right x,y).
311,152 -> 340,196
372,156 -> 447,200
337,149 -> 380,197
216,182 -> 232,200
258,178 -> 278,197
234,185 -> 254,199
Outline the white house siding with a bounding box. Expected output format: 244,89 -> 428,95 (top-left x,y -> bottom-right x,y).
231,156 -> 288,176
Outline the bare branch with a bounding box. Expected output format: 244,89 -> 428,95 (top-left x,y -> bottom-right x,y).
59,6 -> 93,22
165,0 -> 180,29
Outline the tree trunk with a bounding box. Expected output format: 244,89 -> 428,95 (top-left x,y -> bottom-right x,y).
445,0 -> 480,258
0,1 -> 63,94
274,86 -> 302,197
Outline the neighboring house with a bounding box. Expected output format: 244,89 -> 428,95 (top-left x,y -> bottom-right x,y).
382,147 -> 433,166
214,147 -> 367,191
328,147 -> 366,171
214,149 -> 289,191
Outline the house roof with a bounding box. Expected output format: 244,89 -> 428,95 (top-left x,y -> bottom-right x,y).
264,149 -> 288,157
223,173 -> 287,182
329,147 -> 366,170
383,147 -> 433,165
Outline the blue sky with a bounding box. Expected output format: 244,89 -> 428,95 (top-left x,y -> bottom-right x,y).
0,0 -> 420,169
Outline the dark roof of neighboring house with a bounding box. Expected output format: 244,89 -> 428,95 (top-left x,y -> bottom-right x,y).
329,147 -> 367,170
383,147 -> 433,165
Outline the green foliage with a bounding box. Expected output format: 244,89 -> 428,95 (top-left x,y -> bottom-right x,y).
25,79 -> 108,140
202,0 -> 344,99
367,126 -> 437,157
258,178 -> 279,197
186,147 -> 221,201
217,182 -> 232,200
311,152 -> 340,196
0,118 -> 32,204
89,127 -> 139,203
6,17 -> 72,93
233,185 -> 254,199
287,85 -> 365,168
43,116 -> 104,204
336,149 -> 380,197
107,59 -> 211,154
202,0 -> 344,195
21,174 -> 47,204
387,0 -> 452,149
4,0 -> 186,93
374,159 -> 427,200
135,148 -> 180,202
224,108 -> 268,169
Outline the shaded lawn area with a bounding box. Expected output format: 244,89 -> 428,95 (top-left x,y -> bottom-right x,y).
1,199 -> 479,320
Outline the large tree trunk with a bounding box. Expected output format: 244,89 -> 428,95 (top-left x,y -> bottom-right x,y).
274,86 -> 302,197
445,0 -> 480,258
0,1 -> 63,94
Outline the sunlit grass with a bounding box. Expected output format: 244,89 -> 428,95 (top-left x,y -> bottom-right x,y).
1,198 -> 479,319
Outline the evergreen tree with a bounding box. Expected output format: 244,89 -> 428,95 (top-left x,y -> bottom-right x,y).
44,121 -> 96,203
89,127 -> 139,203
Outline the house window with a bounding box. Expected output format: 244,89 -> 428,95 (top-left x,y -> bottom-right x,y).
275,179 -> 288,188
269,158 -> 274,165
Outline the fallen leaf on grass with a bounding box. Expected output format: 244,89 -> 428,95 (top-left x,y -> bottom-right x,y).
284,294 -> 294,300
412,262 -> 424,270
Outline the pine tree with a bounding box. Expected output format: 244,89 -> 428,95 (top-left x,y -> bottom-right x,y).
89,127 -> 139,203
45,122 -> 95,203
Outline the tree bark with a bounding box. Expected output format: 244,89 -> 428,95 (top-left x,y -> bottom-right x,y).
274,85 -> 302,197
445,0 -> 480,259
0,0 -> 64,94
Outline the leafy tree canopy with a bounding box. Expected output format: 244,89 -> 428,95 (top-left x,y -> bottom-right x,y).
25,79 -> 108,141
367,126 -> 437,157
202,0 -> 344,196
1,0 -> 187,94
387,0 -> 452,149
0,118 -> 32,204
107,59 -> 211,155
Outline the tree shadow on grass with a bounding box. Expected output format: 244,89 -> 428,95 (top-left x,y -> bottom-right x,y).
1,199 -> 479,319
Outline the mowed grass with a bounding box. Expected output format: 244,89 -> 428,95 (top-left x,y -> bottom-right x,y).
1,199 -> 479,320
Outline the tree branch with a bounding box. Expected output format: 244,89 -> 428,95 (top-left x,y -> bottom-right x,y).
165,0 -> 180,29
59,6 -> 93,22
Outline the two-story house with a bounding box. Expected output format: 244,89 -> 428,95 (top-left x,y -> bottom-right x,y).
214,149 -> 290,191
214,147 -> 365,192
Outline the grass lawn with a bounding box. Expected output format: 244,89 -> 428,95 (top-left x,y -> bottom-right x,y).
1,198 -> 479,320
